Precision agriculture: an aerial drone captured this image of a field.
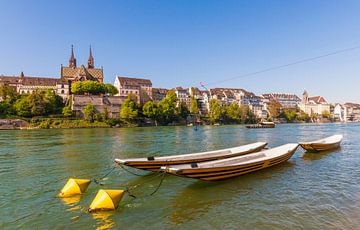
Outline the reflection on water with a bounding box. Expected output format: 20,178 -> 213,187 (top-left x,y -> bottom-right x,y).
92,211 -> 115,230
1,123 -> 360,229
169,161 -> 296,225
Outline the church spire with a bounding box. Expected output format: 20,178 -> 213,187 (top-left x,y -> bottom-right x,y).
87,45 -> 94,69
69,45 -> 77,68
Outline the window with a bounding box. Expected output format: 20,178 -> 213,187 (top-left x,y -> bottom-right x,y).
61,90 -> 64,94
61,84 -> 64,88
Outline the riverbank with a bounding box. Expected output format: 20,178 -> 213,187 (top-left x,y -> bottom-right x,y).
1,117 -> 357,130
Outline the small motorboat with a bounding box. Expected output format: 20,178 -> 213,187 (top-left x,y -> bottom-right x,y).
246,121 -> 275,129
114,142 -> 268,172
161,143 -> 299,181
299,134 -> 343,152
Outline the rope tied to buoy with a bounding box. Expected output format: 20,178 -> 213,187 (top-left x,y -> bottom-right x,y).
92,166 -> 118,186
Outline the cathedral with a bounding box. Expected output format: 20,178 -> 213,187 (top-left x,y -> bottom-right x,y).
60,45 -> 103,83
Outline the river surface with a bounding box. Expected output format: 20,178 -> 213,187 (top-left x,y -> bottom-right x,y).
1,123 -> 360,229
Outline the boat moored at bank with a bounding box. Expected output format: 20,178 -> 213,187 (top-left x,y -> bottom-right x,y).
114,142 -> 268,172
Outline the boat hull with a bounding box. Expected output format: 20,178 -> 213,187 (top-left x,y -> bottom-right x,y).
165,146 -> 298,181
115,142 -> 267,172
299,142 -> 341,152
299,135 -> 343,152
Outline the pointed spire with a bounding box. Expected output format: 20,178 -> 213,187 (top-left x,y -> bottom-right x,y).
88,45 -> 94,69
69,45 -> 77,68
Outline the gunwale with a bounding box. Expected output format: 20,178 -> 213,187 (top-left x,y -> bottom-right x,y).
162,143 -> 299,181
114,142 -> 267,171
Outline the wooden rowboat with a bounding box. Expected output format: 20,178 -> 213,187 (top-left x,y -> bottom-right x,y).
161,143 -> 299,181
114,142 -> 268,172
299,134 -> 343,152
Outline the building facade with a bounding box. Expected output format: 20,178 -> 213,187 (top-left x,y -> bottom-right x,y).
299,90 -> 330,115
261,93 -> 301,109
0,72 -> 69,100
60,46 -> 103,84
114,76 -> 152,104
71,95 -> 124,118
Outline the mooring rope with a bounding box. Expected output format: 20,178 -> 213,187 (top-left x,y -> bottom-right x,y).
92,166 -> 118,186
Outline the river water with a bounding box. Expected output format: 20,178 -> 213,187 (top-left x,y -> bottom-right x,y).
1,123 -> 360,229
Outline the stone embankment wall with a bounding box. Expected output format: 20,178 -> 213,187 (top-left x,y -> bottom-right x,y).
0,119 -> 29,130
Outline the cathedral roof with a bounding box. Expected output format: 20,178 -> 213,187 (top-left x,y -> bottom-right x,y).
61,65 -> 103,81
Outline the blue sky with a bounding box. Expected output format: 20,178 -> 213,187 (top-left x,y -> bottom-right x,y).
0,0 -> 360,103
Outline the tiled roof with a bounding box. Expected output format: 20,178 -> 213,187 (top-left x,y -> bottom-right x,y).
152,88 -> 168,94
308,96 -> 327,104
0,75 -> 67,86
262,93 -> 301,101
61,65 -> 103,80
344,102 -> 360,108
117,76 -> 152,86
210,88 -> 256,98
0,76 -> 20,84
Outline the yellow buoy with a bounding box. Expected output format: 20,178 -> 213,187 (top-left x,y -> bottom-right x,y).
89,189 -> 125,212
58,178 -> 91,198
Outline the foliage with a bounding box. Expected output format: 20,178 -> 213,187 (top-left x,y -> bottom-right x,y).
321,110 -> 331,119
71,81 -> 107,95
159,91 -> 178,124
177,101 -> 189,121
189,96 -> 199,115
268,100 -> 282,118
62,106 -> 73,117
13,90 -> 64,117
104,84 -> 118,96
143,101 -> 160,126
83,103 -> 97,122
120,94 -> 139,125
101,106 -> 110,121
281,109 -> 297,123
224,102 -> 241,123
209,99 -> 223,124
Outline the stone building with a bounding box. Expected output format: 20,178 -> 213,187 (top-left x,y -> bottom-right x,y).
114,76 -> 152,104
60,46 -> 103,84
261,93 -> 301,109
299,90 -> 330,115
0,72 -> 69,100
152,88 -> 168,102
209,88 -> 265,117
71,95 -> 124,118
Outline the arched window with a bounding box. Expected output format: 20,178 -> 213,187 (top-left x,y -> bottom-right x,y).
61,90 -> 64,94
61,84 -> 64,88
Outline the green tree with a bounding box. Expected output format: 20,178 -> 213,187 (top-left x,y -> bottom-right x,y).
62,106 -> 73,118
225,102 -> 241,123
209,99 -> 223,124
159,91 -> 178,124
105,84 -> 118,96
14,96 -> 32,117
143,101 -> 160,126
177,101 -> 189,121
0,85 -> 18,116
101,106 -> 110,121
120,94 -> 139,125
0,85 -> 18,102
239,105 -> 257,124
44,89 -> 64,114
282,108 -> 297,123
83,103 -> 97,122
189,96 -> 199,115
321,110 -> 331,119
71,81 -> 107,95
268,100 -> 282,118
